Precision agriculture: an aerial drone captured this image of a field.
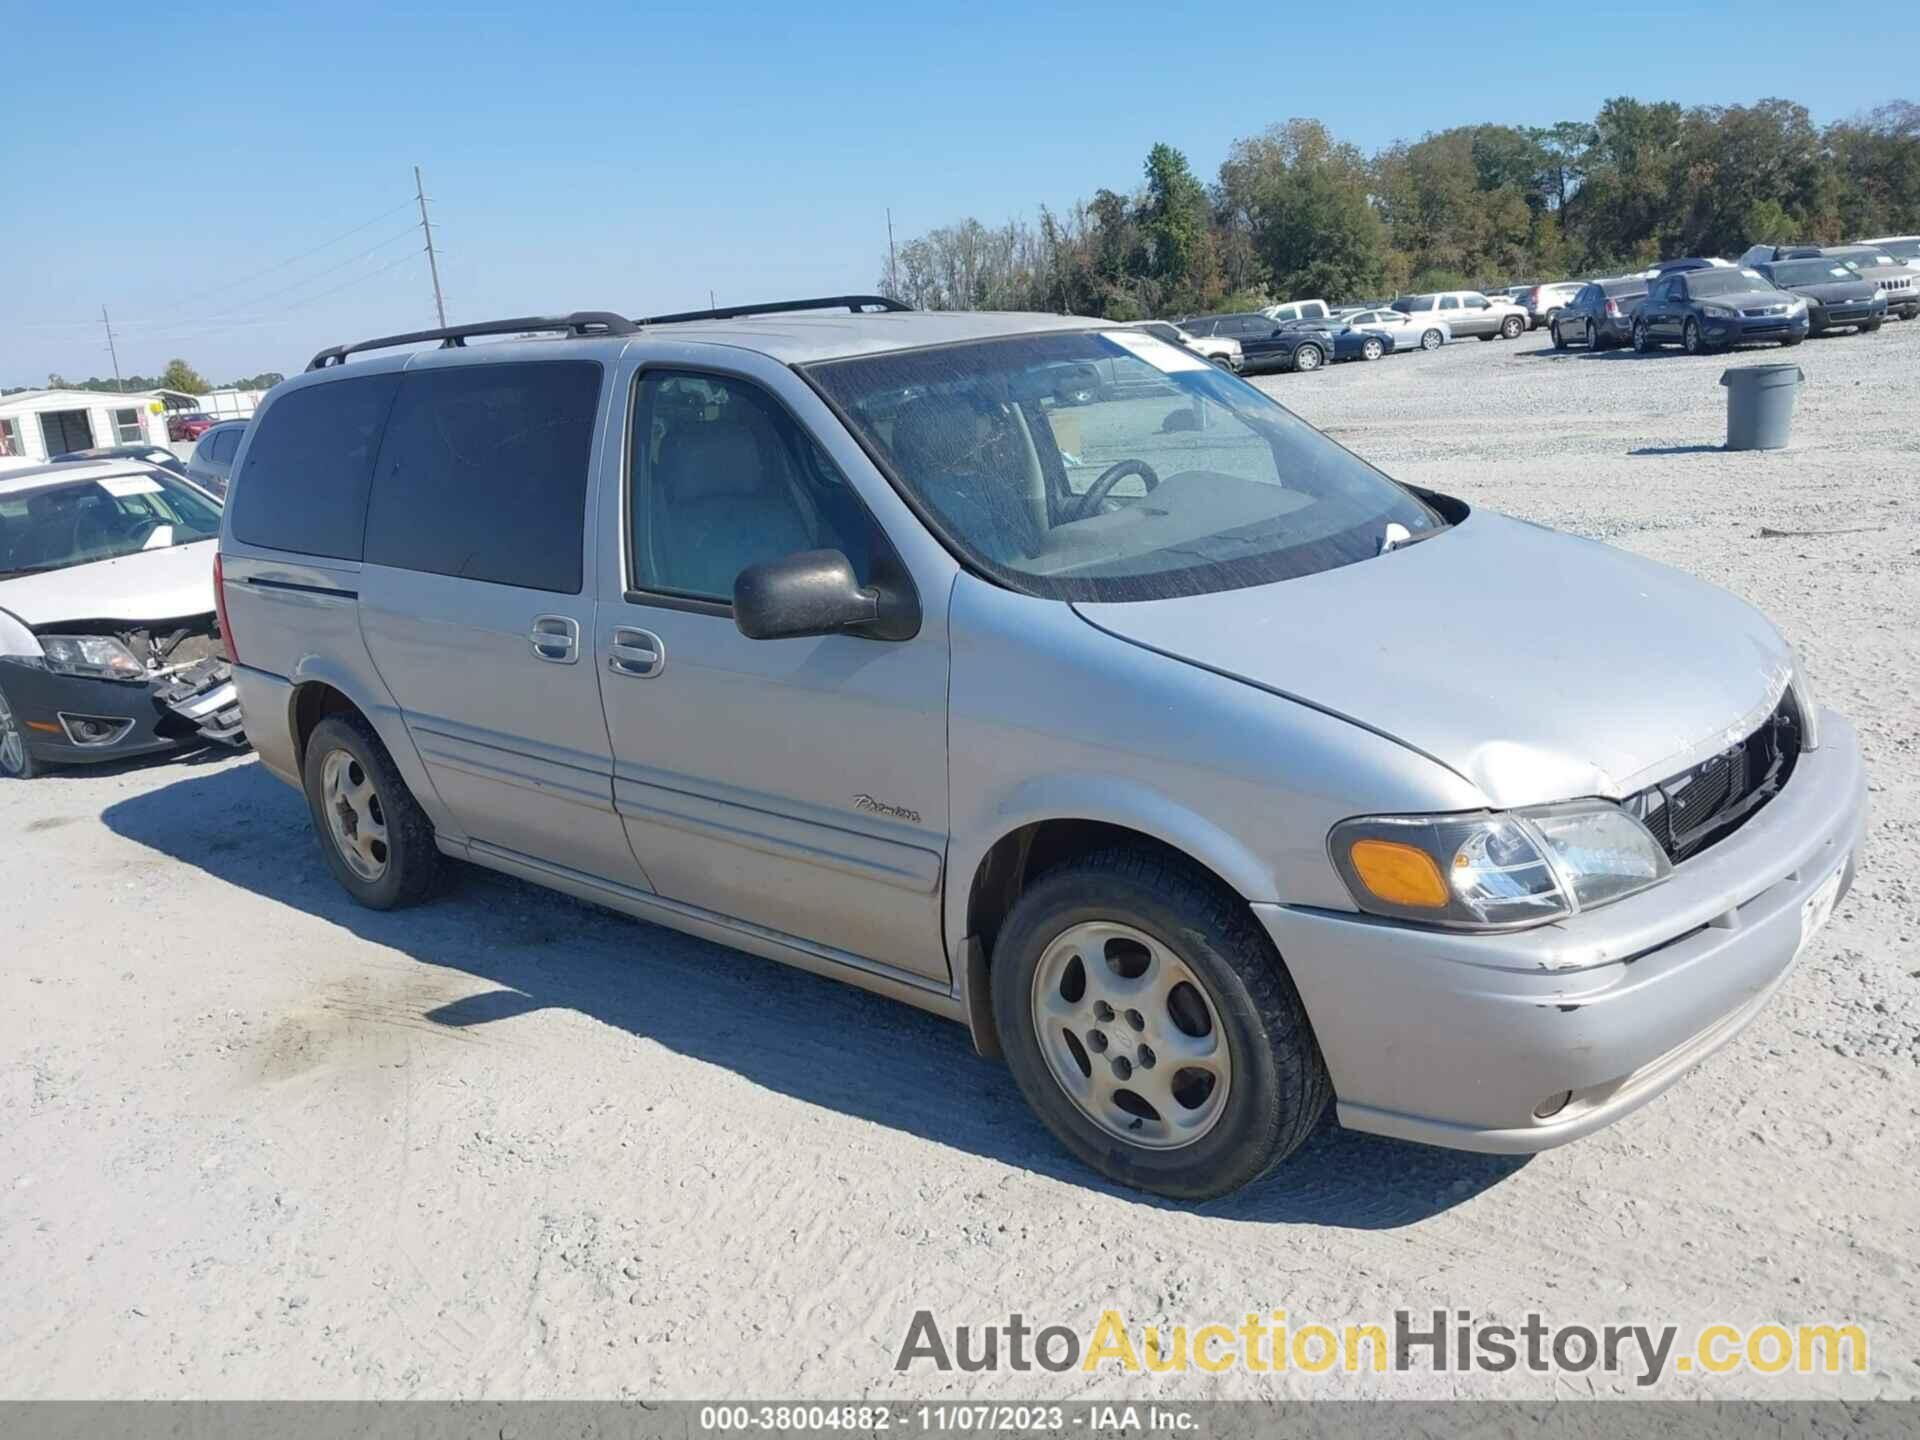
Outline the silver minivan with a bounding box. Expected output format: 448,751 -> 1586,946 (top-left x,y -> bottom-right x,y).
218,298 -> 1866,1199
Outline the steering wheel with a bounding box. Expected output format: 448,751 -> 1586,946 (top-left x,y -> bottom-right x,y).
1068,459 -> 1160,522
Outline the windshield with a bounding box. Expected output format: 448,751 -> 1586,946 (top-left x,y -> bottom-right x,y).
1688,270 -> 1767,298
0,469 -> 222,578
1770,261 -> 1855,286
1839,254 -> 1894,270
806,331 -> 1442,602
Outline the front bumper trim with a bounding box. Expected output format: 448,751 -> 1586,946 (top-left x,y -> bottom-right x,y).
1256,710 -> 1867,1152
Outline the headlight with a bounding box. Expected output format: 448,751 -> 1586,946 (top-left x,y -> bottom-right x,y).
1330,801 -> 1672,931
38,635 -> 145,681
1702,304 -> 1736,319
1786,297 -> 1808,315
1872,287 -> 1887,302
1790,651 -> 1822,752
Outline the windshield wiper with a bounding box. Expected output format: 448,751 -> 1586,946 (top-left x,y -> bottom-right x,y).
1378,522 -> 1450,555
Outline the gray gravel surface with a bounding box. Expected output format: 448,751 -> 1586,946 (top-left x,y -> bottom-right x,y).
1,321 -> 1915,1403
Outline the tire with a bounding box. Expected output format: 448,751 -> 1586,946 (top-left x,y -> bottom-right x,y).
1550,321 -> 1566,350
1782,334 -> 1805,347
1632,319 -> 1654,353
1477,330 -> 1496,341
1862,321 -> 1882,334
1292,343 -> 1323,372
990,848 -> 1330,1199
0,682 -> 41,779
1586,321 -> 1601,351
1360,337 -> 1384,362
301,712 -> 439,909
1210,355 -> 1234,369
1682,318 -> 1704,355
1500,314 -> 1525,339
1420,328 -> 1443,351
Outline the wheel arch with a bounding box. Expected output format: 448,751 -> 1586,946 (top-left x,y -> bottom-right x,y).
283,660 -> 461,843
952,790 -> 1276,1060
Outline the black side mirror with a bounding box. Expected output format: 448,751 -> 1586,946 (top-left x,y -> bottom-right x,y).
734,548 -> 918,642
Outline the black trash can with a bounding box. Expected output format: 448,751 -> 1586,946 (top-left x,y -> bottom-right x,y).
1721,363 -> 1805,451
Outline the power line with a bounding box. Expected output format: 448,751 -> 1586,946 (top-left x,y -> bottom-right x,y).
121,224 -> 421,329
150,197 -> 417,317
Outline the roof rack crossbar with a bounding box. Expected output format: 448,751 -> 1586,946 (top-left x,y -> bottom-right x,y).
635,294 -> 910,326
306,311 -> 638,371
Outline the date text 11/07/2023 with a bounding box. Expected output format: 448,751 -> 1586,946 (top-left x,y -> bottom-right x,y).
695,1404 -> 1198,1433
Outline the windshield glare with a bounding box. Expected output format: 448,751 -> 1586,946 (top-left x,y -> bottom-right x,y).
1772,261 -> 1855,285
1688,271 -> 1768,298
0,469 -> 222,578
807,332 -> 1441,602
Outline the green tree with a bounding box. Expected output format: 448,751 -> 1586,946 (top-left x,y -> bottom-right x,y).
1139,143 -> 1219,312
160,359 -> 209,395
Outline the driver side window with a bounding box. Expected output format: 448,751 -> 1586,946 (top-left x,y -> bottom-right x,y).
627,372 -> 883,604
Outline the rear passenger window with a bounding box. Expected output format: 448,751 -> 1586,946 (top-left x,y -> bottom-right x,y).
363,361 -> 602,594
229,373 -> 400,560
209,428 -> 241,463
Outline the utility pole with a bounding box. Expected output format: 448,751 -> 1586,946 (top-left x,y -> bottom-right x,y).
415,164 -> 448,328
886,208 -> 899,298
101,306 -> 124,392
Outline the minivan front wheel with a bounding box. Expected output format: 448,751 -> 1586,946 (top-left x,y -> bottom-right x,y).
302,713 -> 439,909
991,849 -> 1329,1199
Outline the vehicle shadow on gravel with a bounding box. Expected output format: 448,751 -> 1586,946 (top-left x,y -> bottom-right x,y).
102,762 -> 1527,1227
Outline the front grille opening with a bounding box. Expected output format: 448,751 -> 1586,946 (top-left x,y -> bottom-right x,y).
1625,690 -> 1804,864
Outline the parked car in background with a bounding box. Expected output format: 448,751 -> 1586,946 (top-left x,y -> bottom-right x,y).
1391,291 -> 1528,340
1551,278 -> 1649,350
1653,257 -> 1738,276
1124,320 -> 1243,371
1261,299 -> 1331,325
186,420 -> 247,495
167,412 -> 215,443
219,301 -> 1864,1200
1344,307 -> 1452,352
1177,312 -> 1278,348
1854,235 -> 1920,264
1749,258 -> 1887,336
50,444 -> 188,476
1632,267 -> 1810,352
0,460 -> 243,778
1520,282 -> 1584,330
1820,247 -> 1918,320
1239,320 -> 1336,373
1739,244 -> 1822,266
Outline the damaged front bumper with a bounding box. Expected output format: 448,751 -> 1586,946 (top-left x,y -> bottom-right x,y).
0,654 -> 245,765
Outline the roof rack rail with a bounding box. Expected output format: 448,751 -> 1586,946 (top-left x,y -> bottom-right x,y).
306,311 -> 637,371
635,294 -> 910,326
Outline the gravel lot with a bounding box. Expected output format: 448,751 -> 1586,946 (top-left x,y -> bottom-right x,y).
3,321 -> 1916,1403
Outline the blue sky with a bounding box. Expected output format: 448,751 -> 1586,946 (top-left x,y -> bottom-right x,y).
2,1 -> 1908,387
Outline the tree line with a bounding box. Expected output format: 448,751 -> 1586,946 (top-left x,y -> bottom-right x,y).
4,360 -> 286,398
879,97 -> 1920,318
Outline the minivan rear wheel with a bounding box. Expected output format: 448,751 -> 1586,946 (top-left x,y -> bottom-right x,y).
990,848 -> 1330,1199
302,713 -> 439,909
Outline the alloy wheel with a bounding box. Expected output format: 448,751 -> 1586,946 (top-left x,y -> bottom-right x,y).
1422,329 -> 1442,350
1633,321 -> 1650,352
1684,319 -> 1702,354
1029,921 -> 1232,1150
1587,321 -> 1598,349
1362,338 -> 1383,361
1295,345 -> 1321,371
0,689 -> 25,777
321,748 -> 390,882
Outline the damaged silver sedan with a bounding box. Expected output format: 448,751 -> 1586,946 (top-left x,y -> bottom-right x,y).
0,461 -> 242,778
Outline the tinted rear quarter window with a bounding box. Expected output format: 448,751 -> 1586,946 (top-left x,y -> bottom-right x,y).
229,373 -> 400,559
363,360 -> 603,594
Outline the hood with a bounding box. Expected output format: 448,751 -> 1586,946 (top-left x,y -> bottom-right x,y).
1073,511 -> 1792,809
1700,286 -> 1796,308
0,539 -> 217,628
1790,280 -> 1876,303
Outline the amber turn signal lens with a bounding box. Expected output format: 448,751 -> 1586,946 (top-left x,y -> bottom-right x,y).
1348,839 -> 1450,909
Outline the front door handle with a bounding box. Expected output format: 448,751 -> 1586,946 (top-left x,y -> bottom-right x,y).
529,614 -> 580,664
608,626 -> 666,678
